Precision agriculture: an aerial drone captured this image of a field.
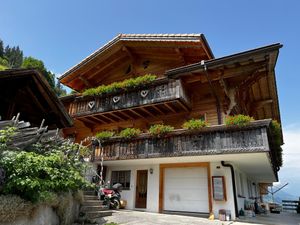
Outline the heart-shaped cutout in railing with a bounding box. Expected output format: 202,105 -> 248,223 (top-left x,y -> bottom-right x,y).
113,96 -> 120,103
88,101 -> 95,109
141,90 -> 149,98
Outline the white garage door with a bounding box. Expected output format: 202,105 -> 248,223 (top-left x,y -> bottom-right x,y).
164,167 -> 209,213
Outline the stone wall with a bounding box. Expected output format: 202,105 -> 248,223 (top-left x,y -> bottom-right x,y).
0,194 -> 81,225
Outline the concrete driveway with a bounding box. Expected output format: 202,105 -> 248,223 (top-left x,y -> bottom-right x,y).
97,210 -> 300,225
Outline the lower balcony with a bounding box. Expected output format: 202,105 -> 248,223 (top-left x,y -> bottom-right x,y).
93,120 -> 275,163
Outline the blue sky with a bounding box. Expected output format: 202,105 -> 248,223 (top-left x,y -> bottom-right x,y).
1,1 -> 300,197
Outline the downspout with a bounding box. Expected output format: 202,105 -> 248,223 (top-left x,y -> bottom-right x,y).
221,161 -> 239,218
201,60 -> 222,125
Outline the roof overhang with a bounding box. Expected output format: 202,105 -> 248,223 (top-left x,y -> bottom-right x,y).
166,43 -> 282,77
59,34 -> 214,91
0,69 -> 73,128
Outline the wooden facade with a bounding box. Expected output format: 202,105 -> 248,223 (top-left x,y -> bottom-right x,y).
93,120 -> 271,161
59,34 -> 282,170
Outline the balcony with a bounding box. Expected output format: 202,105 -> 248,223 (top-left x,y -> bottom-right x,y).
93,120 -> 274,162
66,79 -> 190,124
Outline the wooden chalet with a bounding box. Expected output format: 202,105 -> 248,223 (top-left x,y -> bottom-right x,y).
59,34 -> 283,219
0,69 -> 72,129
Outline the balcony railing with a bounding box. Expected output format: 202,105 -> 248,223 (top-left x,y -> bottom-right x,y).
93,120 -> 271,161
67,79 -> 190,118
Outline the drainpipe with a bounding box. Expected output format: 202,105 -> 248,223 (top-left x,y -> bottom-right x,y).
221,161 -> 239,218
201,60 -> 222,125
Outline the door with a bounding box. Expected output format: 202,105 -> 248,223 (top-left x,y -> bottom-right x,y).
135,170 -> 148,208
164,167 -> 209,213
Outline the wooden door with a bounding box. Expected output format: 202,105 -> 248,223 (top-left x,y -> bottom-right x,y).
135,170 -> 148,208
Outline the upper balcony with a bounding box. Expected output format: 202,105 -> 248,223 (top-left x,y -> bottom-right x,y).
64,79 -> 190,124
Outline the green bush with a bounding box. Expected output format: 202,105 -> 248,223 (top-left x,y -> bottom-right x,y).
182,119 -> 208,129
225,114 -> 254,126
95,131 -> 115,140
0,150 -> 90,202
270,120 -> 283,167
119,128 -> 141,138
0,126 -> 91,203
82,74 -> 157,96
149,124 -> 174,136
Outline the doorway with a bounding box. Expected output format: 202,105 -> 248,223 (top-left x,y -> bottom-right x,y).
135,170 -> 148,208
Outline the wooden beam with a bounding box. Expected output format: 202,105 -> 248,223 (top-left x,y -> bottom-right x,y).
117,110 -> 134,120
152,105 -> 165,115
176,100 -> 190,112
175,48 -> 186,65
128,109 -> 144,118
164,102 -> 176,113
79,75 -> 92,87
100,114 -> 118,123
139,107 -> 155,117
185,61 -> 267,84
106,112 -> 124,121
91,116 -> 107,124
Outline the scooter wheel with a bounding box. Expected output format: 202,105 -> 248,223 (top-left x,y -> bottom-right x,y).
111,198 -> 120,209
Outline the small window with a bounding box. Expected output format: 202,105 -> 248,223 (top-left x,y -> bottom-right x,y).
111,170 -> 131,190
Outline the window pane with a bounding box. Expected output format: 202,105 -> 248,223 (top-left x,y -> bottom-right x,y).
111,171 -> 131,190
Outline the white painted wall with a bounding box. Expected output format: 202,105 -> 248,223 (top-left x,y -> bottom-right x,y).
210,162 -> 236,220
106,164 -> 160,212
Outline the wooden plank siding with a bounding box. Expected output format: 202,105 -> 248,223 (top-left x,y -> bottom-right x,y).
67,79 -> 190,117
93,120 -> 271,161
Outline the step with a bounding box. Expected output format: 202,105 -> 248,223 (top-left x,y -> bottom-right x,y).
82,200 -> 104,206
84,195 -> 99,200
83,190 -> 97,195
81,205 -> 109,212
85,210 -> 113,219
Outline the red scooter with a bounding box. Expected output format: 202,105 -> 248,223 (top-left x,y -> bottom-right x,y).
99,183 -> 122,209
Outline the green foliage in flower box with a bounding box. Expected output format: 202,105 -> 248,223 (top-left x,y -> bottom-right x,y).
149,124 -> 174,136
95,131 -> 115,140
182,119 -> 208,130
119,128 -> 141,138
82,74 -> 157,96
225,114 -> 254,126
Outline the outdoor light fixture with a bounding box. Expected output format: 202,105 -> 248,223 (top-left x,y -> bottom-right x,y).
149,168 -> 153,174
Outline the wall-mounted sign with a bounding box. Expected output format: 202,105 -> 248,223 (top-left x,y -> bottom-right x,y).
212,176 -> 226,201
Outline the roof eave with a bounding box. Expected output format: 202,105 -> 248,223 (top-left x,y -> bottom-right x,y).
166,43 -> 283,77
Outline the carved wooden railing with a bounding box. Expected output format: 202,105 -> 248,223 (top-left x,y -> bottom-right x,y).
68,78 -> 190,117
94,120 -> 271,161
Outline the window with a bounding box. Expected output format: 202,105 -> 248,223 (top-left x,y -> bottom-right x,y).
111,170 -> 131,190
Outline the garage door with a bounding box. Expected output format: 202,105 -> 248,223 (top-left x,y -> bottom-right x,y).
164,167 -> 209,213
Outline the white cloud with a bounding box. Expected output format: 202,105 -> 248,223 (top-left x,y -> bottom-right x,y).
277,125 -> 300,196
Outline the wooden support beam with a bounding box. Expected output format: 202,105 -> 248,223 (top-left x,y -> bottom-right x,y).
164,102 -> 176,113
106,112 -> 124,121
122,46 -> 138,75
139,107 -> 155,117
129,109 -> 144,118
176,100 -> 190,112
77,117 -> 95,128
175,48 -> 186,65
152,105 -> 165,115
100,114 -> 117,123
79,75 -> 92,87
91,116 -> 107,124
118,110 -> 134,120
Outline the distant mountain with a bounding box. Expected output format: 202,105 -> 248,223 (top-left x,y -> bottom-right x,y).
263,190 -> 298,204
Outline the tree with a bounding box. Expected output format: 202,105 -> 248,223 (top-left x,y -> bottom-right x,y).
4,45 -> 23,68
0,39 -> 4,58
22,56 -> 55,89
54,81 -> 67,97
